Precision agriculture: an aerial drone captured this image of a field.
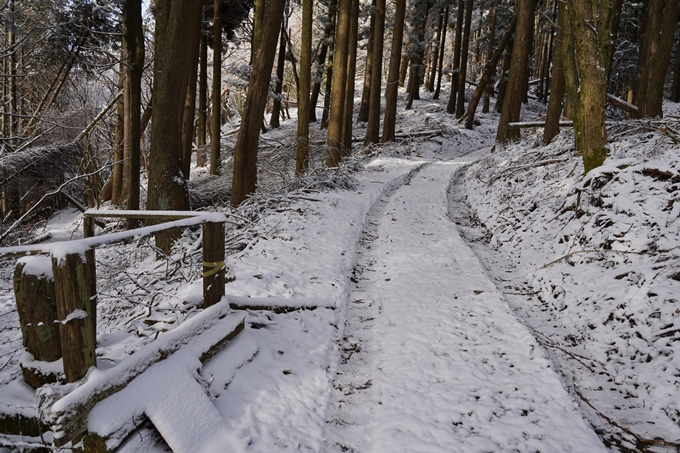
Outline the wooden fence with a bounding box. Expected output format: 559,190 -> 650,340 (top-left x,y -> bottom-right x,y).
0,210 -> 233,384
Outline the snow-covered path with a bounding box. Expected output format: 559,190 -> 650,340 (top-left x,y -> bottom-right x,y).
324,162 -> 609,453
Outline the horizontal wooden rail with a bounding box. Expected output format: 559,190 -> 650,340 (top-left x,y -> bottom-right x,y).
0,212 -> 228,258
3,210 -> 232,388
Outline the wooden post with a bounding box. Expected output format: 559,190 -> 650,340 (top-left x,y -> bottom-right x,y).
52,252 -> 97,383
83,216 -> 95,239
202,221 -> 225,308
13,257 -> 63,388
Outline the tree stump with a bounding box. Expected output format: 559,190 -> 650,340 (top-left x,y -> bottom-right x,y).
51,252 -> 97,383
13,257 -> 63,388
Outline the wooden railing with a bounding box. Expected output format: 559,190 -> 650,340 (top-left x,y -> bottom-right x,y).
0,210 -> 233,384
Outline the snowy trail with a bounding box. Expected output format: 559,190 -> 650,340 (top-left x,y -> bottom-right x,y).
324,162 -> 609,453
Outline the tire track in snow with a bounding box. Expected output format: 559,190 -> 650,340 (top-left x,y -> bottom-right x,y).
323,162 -> 609,453
323,162 -> 429,453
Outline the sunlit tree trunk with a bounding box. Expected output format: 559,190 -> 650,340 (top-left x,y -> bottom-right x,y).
326,0 -> 352,166
296,0 -> 313,173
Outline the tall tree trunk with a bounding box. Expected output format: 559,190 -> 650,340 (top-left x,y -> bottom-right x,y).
197,32 -> 208,167
495,37 -> 512,112
456,0 -> 474,118
636,0 -> 679,118
446,0 -> 465,114
310,0 -> 336,123
123,0 -> 145,228
564,0 -> 611,172
433,6 -> 449,100
181,43 -> 199,181
543,0 -> 565,144
496,0 -> 536,144
271,18 -> 287,129
210,0 -> 222,175
148,0 -> 203,251
364,0 -> 386,145
111,66 -> 125,206
427,10 -> 444,92
382,0 -> 407,142
342,0 -> 360,152
482,0 -> 499,112
464,15 -> 516,129
358,0 -> 377,123
326,0 -> 353,166
399,55 -> 409,86
406,2 -> 430,109
672,45 -> 680,102
296,0 -> 313,173
232,0 -> 286,205
321,0 -> 338,129
607,0 -> 623,84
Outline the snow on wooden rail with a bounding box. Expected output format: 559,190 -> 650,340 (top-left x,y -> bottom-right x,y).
47,300 -> 247,449
1,211 -> 232,393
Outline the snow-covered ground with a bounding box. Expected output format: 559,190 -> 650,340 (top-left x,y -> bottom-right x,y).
0,86 -> 679,452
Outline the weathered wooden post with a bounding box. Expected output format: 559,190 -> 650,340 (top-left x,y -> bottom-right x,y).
13,256 -> 63,388
51,251 -> 97,383
202,221 -> 225,308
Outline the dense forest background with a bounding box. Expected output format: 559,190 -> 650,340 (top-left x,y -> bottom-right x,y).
0,0 -> 678,244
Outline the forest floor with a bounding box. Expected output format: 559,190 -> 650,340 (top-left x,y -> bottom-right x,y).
0,86 -> 680,452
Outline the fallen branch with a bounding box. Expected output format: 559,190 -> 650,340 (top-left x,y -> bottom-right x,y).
539,249 -> 643,269
573,386 -> 680,450
606,93 -> 638,116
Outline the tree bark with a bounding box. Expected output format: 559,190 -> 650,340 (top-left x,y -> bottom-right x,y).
270,19 -> 287,129
310,0 -> 336,122
342,0 -> 360,152
636,0 -> 679,118
482,0 -> 499,113
495,37 -> 512,112
326,0 -> 352,166
673,44 -> 680,102
496,0 -> 536,144
406,2 -> 430,109
427,10 -> 445,92
197,32 -> 208,167
543,0 -> 565,145
148,0 -> 203,251
382,0 -> 407,142
123,0 -> 145,229
358,0 -> 377,123
111,66 -> 125,206
296,0 -> 313,173
210,0 -> 222,175
433,6 -> 449,100
564,0 -> 611,173
321,0 -> 338,129
456,0 -> 474,118
231,0 -> 286,205
181,42 -> 199,182
364,0 -> 386,145
446,0 -> 465,114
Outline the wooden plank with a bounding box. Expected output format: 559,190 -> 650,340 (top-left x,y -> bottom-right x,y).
509,121 -> 574,128
607,93 -> 638,115
50,302 -> 244,447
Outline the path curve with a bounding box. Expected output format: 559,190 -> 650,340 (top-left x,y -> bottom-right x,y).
323,161 -> 609,453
